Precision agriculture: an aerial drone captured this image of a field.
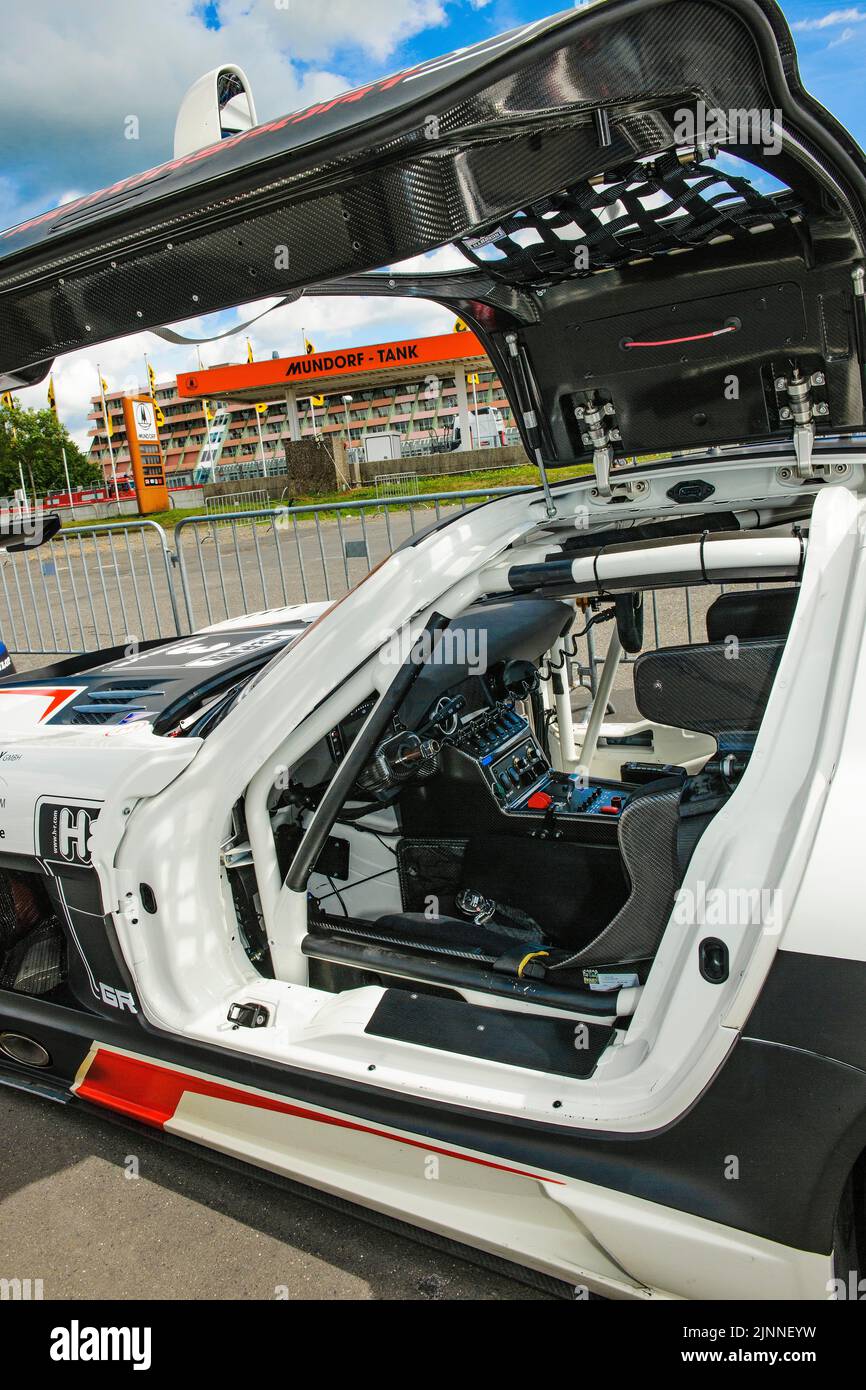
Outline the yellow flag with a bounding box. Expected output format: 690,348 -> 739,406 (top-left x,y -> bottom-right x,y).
100,377 -> 114,437
311,395 -> 325,408
304,337 -> 315,355
0,390 -> 13,410
467,373 -> 480,386
255,402 -> 268,415
205,402 -> 214,421
246,339 -> 255,365
155,405 -> 166,429
454,318 -> 468,333
47,374 -> 58,417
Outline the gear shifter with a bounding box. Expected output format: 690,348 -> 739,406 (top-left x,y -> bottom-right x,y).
455,888 -> 497,925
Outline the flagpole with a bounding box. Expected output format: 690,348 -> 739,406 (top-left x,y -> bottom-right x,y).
97,365 -> 119,500
246,338 -> 270,479
144,352 -> 161,430
471,375 -> 480,448
255,408 -> 269,478
196,348 -> 216,478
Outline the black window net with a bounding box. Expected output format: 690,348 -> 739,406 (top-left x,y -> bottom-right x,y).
458,151 -> 802,287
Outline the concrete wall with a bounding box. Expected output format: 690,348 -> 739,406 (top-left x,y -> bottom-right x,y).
358,443 -> 528,484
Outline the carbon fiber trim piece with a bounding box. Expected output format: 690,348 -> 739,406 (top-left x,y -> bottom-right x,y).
551,786 -> 683,969
634,638 -> 784,733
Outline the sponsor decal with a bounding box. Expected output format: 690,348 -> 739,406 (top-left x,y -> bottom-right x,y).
108,630 -> 296,671
98,983 -> 137,1013
37,800 -> 99,868
0,686 -> 83,726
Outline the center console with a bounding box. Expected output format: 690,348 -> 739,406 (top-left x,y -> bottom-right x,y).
447,700 -> 632,823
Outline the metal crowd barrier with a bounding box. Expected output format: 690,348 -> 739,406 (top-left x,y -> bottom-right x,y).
0,490 -> 744,708
172,487 -> 524,631
0,519 -> 182,658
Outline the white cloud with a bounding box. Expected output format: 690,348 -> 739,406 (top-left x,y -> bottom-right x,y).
0,0 -> 467,448
0,0 -> 449,205
829,25 -> 857,45
793,7 -> 866,30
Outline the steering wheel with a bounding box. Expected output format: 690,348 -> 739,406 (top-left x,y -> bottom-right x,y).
501,659 -> 540,700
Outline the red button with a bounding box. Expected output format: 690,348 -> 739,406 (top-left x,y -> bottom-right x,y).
527,791 -> 553,810
600,804 -> 620,815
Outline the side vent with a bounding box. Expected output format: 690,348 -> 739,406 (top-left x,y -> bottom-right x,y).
68,680 -> 165,726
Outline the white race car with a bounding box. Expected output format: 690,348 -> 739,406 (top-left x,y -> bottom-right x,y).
0,0 -> 865,1301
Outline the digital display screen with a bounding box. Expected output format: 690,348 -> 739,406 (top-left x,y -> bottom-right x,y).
451,676 -> 493,719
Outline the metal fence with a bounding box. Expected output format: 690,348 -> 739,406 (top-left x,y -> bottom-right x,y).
0,490 -> 756,710
173,487 -> 520,631
0,520 -> 181,658
374,471 -> 419,505
205,490 -> 271,522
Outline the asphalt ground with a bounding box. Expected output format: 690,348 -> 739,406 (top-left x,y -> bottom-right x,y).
0,1086 -> 550,1300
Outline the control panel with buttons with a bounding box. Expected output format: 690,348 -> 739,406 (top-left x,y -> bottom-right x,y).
447,698 -> 631,821
518,777 -> 630,818
486,736 -> 549,805
451,702 -> 529,760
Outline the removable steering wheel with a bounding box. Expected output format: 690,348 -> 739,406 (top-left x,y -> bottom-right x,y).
500,658 -> 540,700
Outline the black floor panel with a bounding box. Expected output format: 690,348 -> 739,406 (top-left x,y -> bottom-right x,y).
366,988 -> 611,1079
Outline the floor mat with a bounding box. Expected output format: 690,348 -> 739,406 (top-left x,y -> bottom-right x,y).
366,988 -> 611,1079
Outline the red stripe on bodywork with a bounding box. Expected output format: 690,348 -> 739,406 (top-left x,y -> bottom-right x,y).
77,1048 -> 562,1184
0,685 -> 81,720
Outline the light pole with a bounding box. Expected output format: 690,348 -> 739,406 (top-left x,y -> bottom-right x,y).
341,394 -> 355,489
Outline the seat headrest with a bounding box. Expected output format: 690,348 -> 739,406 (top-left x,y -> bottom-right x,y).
633,638 -> 784,734
706,587 -> 798,643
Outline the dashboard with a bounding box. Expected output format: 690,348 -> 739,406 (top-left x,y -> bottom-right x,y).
297,596 -> 636,829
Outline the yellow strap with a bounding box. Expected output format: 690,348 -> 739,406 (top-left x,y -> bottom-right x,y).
517,950 -> 549,979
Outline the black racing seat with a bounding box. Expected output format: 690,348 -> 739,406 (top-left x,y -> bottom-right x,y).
307,598 -> 796,988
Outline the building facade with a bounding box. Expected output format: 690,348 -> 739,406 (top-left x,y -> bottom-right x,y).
88,340 -> 517,485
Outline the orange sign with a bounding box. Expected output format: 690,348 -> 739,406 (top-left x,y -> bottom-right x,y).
122,395 -> 170,514
177,330 -> 485,399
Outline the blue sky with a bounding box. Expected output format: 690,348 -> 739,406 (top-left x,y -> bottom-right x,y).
1,0 -> 864,444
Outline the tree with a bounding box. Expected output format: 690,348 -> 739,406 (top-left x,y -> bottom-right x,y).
0,398 -> 100,499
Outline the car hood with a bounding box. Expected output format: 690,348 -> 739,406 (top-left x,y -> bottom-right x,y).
1,0 -> 864,471
0,609 -> 320,734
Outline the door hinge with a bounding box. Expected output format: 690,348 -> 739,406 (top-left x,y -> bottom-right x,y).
774,367 -> 830,479
576,395 -> 649,501
220,839 -> 254,871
